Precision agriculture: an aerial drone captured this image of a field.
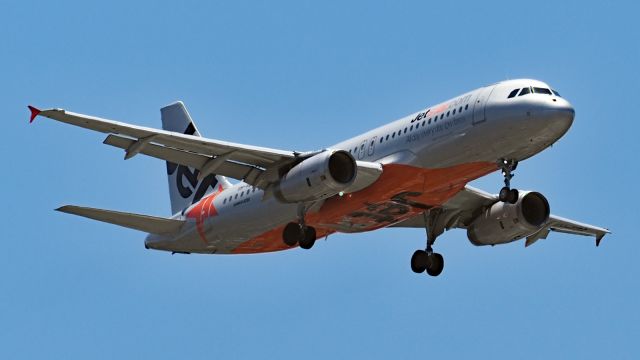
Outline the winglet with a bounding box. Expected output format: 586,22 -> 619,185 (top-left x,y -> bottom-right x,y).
28,105 -> 41,123
596,233 -> 605,247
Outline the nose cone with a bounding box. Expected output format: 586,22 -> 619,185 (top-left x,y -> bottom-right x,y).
549,97 -> 574,122
532,97 -> 575,135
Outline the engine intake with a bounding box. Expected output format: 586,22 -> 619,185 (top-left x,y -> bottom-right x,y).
467,191 -> 550,246
275,150 -> 356,203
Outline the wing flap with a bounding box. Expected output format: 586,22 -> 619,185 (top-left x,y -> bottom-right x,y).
547,215 -> 610,246
103,134 -> 264,184
37,108 -> 296,168
56,205 -> 185,234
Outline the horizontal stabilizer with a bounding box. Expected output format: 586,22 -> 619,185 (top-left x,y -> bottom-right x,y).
56,205 -> 185,234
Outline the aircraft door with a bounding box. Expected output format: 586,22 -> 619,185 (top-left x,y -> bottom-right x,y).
358,140 -> 366,160
472,86 -> 495,125
368,136 -> 377,157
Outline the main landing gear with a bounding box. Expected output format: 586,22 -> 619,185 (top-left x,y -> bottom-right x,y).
498,159 -> 519,204
282,204 -> 317,249
411,210 -> 445,277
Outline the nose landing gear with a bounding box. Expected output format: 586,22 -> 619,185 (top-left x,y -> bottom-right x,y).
498,159 -> 519,204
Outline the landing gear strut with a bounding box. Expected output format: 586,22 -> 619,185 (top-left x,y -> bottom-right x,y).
282,204 -> 317,249
498,159 -> 519,204
411,210 -> 445,277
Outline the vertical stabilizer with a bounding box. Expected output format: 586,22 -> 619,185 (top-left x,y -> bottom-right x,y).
161,101 -> 231,215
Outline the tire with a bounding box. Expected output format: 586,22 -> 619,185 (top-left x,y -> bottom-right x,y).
426,253 -> 444,277
411,250 -> 428,273
299,226 -> 316,250
283,222 -> 302,246
499,187 -> 510,202
508,189 -> 519,204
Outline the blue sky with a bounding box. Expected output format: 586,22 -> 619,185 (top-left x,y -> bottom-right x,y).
2,0 -> 639,358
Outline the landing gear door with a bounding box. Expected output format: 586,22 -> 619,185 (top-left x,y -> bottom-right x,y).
472,86 -> 495,125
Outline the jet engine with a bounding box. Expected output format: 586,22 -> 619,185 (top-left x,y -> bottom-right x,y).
467,191 -> 550,246
275,150 -> 357,203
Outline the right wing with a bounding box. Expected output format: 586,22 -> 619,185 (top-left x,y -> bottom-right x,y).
30,106 -> 310,188
392,185 -> 610,247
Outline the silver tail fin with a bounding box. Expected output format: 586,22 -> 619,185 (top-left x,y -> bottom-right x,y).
161,101 -> 231,215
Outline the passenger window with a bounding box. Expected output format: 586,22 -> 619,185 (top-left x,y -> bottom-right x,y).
379,137 -> 383,143
465,104 -> 469,110
459,106 -> 463,112
404,128 -> 407,133
234,194 -> 238,199
392,132 -> 395,138
533,87 -> 552,95
507,89 -> 520,98
385,134 -> 389,140
410,125 -> 413,131
422,120 -> 426,127
446,111 -> 450,117
453,109 -> 456,115
428,118 -> 431,124
519,87 -> 531,96
440,114 -> 444,120
223,198 -> 226,204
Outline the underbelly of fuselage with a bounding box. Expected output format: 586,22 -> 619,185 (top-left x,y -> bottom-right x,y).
154,161 -> 496,254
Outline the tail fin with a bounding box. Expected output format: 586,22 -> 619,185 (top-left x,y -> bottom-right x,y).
161,101 -> 231,215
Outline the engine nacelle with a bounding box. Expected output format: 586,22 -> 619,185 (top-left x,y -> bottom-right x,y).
467,191 -> 550,246
275,150 -> 356,203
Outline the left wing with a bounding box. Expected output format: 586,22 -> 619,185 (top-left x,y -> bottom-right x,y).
392,185 -> 610,247
29,106 -> 384,194
29,106 -> 306,188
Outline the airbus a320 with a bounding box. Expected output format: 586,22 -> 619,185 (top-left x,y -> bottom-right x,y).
30,79 -> 609,277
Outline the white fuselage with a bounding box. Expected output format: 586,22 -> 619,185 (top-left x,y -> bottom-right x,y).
145,79 -> 575,254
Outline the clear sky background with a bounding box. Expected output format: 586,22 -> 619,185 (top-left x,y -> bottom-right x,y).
2,1 -> 639,358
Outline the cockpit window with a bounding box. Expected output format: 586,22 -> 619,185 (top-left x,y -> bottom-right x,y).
518,87 -> 531,96
533,87 -> 552,95
507,89 -> 519,98
552,89 -> 561,97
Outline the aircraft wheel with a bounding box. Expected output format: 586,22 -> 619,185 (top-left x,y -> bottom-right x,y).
426,253 -> 444,277
508,189 -> 519,204
411,250 -> 428,273
283,222 -> 302,246
499,187 -> 511,202
299,226 -> 316,250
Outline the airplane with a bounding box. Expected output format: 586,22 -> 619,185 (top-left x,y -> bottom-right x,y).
29,78 -> 610,277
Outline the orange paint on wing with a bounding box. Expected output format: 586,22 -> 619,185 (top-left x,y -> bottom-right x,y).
231,161 -> 497,254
